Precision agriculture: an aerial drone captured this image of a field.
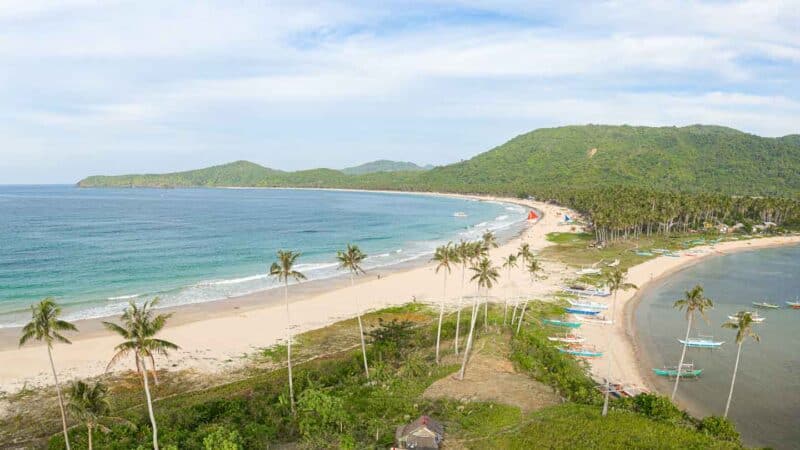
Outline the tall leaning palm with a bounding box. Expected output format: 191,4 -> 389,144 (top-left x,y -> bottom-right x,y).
432,243 -> 458,365
457,257 -> 499,380
671,285 -> 713,400
722,312 -> 760,418
337,244 -> 370,378
269,250 -> 306,414
67,381 -> 112,450
516,258 -> 542,334
601,269 -> 637,417
103,299 -> 178,450
501,254 -> 518,325
453,240 -> 471,355
19,298 -> 77,450
517,242 -> 533,269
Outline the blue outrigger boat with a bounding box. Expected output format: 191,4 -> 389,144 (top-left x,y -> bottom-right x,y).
543,319 -> 582,329
565,307 -> 600,316
567,299 -> 608,310
558,347 -> 603,358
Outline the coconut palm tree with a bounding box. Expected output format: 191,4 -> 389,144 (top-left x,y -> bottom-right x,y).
453,240 -> 472,355
517,242 -> 533,269
19,298 -> 78,450
516,258 -> 542,334
482,231 -> 499,250
336,244 -> 370,378
602,269 -> 637,417
67,380 -> 112,450
457,257 -> 499,380
501,254 -> 518,325
431,242 -> 459,365
671,285 -> 713,400
722,311 -> 760,418
269,250 -> 306,414
103,299 -> 178,450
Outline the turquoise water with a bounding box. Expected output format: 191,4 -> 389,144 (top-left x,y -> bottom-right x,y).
0,186 -> 525,327
636,245 -> 800,449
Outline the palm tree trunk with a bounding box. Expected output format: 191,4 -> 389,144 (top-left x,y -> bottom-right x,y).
671,314 -> 693,400
511,298 -> 519,325
457,293 -> 480,380
483,296 -> 488,329
149,354 -> 159,386
140,356 -> 159,450
503,268 -> 510,325
435,272 -> 447,365
515,300 -> 528,334
47,347 -> 71,450
284,281 -> 296,414
352,274 -> 370,378
87,424 -> 93,450
602,291 -> 619,416
724,342 -> 743,418
454,264 -> 465,355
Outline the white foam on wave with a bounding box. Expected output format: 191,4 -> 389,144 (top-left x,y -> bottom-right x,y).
200,274 -> 268,286
107,293 -> 140,300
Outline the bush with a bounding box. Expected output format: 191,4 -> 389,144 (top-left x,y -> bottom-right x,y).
627,393 -> 686,423
699,416 -> 741,443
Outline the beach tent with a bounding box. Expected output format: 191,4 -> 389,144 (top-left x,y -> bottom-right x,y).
563,214 -> 572,223
527,210 -> 539,221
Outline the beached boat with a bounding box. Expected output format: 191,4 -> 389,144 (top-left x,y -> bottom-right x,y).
547,334 -> 585,344
542,319 -> 581,328
558,347 -> 603,358
576,267 -> 602,276
664,251 -> 680,257
453,211 -> 468,218
565,307 -> 600,316
567,299 -> 608,310
678,336 -> 724,348
752,301 -> 780,309
562,285 -> 611,297
727,312 -> 765,323
576,315 -> 613,325
634,250 -> 654,256
652,363 -> 703,378
606,259 -> 620,267
786,301 -> 800,309
652,248 -> 668,254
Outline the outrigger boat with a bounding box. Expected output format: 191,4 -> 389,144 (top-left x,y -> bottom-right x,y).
547,333 -> 585,344
652,363 -> 703,378
606,259 -> 620,267
565,307 -> 600,316
576,267 -> 602,276
678,336 -> 724,348
543,319 -> 582,328
453,211 -> 468,218
752,301 -> 780,309
727,312 -> 765,323
567,299 -> 608,310
786,301 -> 800,309
558,346 -> 603,358
562,285 -> 611,297
576,315 -> 613,325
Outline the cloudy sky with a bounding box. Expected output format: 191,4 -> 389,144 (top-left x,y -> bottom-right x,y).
1,0 -> 798,183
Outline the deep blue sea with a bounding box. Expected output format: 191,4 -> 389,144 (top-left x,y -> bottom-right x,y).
636,245 -> 800,449
0,186 -> 525,327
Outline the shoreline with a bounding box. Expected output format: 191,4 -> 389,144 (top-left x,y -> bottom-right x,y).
0,191 -> 559,393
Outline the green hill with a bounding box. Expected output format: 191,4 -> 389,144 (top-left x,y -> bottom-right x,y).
341,159 -> 432,175
78,125 -> 800,197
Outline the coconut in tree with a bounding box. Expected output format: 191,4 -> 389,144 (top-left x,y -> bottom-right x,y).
336,244 -> 370,378
19,298 -> 78,450
269,250 -> 306,414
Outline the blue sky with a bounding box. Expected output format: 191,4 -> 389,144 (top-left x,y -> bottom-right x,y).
1,0 -> 798,183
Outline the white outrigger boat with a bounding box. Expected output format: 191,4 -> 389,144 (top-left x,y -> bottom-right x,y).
678,336 -> 724,348
547,333 -> 585,344
575,315 -> 613,325
727,312 -> 765,323
453,211 -> 468,218
567,299 -> 608,310
562,285 -> 611,297
576,267 -> 602,276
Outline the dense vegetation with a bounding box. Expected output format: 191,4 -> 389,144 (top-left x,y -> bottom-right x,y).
341,159 -> 432,175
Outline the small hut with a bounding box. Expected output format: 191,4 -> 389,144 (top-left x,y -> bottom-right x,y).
393,415 -> 444,450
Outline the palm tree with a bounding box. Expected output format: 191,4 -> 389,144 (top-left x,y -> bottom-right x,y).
103,299 -> 178,450
601,269 -> 637,417
457,257 -> 499,380
336,244 -> 370,378
482,231 -> 498,249
453,240 -> 471,355
517,242 -> 533,268
431,242 -> 459,365
67,380 -> 112,450
722,311 -> 760,418
516,258 -> 542,334
671,285 -> 713,400
19,298 -> 78,450
269,250 -> 306,414
501,254 -> 518,325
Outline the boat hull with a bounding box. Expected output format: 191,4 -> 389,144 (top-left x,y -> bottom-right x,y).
543,319 -> 581,328
652,368 -> 703,378
678,339 -> 724,348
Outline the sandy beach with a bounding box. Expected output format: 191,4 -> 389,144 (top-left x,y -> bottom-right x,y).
1,189 -> 798,408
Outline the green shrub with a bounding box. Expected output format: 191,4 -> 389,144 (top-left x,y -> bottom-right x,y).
628,393 -> 686,423
203,426 -> 241,450
699,416 -> 741,443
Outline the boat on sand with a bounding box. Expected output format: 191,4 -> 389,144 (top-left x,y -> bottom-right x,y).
542,319 -> 581,328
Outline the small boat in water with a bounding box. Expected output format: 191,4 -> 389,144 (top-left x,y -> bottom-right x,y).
453,211 -> 468,218
752,301 -> 780,309
727,312 -> 765,323
567,299 -> 608,310
786,301 -> 800,309
565,307 -> 600,316
678,336 -> 724,348
547,333 -> 585,344
652,363 -> 703,378
543,319 -> 582,328
558,346 -> 603,358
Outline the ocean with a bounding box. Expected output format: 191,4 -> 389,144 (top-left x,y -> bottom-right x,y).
635,245 -> 800,449
0,186 -> 526,327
